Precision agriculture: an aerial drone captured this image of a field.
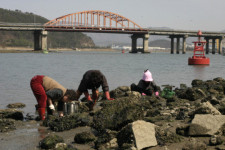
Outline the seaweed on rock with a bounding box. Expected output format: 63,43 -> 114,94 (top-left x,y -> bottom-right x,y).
43,113 -> 92,132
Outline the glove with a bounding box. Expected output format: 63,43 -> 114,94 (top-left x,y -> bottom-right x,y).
58,111 -> 64,117
105,91 -> 114,100
155,91 -> 159,96
49,104 -> 55,110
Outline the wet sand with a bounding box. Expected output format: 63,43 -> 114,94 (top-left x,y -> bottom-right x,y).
0,120 -> 94,150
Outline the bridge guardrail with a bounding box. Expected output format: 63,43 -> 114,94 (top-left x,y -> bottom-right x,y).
0,22 -> 44,27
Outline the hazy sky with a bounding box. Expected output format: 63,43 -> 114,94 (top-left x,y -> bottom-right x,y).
1,0 -> 225,31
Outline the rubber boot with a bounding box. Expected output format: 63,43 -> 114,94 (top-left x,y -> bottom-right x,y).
47,106 -> 54,116
86,100 -> 94,111
38,108 -> 46,120
90,99 -> 97,111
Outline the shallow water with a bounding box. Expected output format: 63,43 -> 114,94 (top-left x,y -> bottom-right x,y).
0,51 -> 225,115
0,50 -> 225,150
0,121 -> 93,150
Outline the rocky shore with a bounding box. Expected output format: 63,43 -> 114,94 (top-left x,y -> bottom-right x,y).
1,77 -> 225,150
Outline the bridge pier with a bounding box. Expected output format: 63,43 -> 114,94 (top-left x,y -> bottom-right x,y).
205,38 -> 210,54
143,34 -> 150,53
131,34 -> 150,53
34,31 -> 41,50
212,38 -> 216,54
176,37 -> 180,54
34,30 -> 48,51
131,34 -> 137,53
170,36 -> 174,54
170,35 -> 187,54
204,36 -> 224,54
218,36 -> 224,54
182,35 -> 188,54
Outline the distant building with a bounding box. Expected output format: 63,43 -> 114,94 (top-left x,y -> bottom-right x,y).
111,44 -> 167,51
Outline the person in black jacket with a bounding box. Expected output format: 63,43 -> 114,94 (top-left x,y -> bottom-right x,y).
75,70 -> 114,110
131,69 -> 159,96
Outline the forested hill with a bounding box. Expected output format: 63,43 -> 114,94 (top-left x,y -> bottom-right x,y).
0,8 -> 95,48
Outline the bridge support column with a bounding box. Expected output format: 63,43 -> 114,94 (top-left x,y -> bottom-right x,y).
34,30 -> 48,51
131,34 -> 150,53
212,38 -> 216,54
170,35 -> 187,54
131,34 -> 138,53
41,31 -> 48,51
34,31 -> 41,50
176,37 -> 180,54
170,36 -> 174,54
182,35 -> 188,54
143,34 -> 149,53
218,36 -> 224,54
205,37 -> 210,54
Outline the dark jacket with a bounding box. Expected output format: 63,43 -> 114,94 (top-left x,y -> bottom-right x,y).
78,70 -> 109,93
46,88 -> 64,111
137,80 -> 158,92
46,88 -> 63,101
131,80 -> 158,96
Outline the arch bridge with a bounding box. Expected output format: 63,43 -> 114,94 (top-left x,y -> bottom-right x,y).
43,10 -> 149,53
44,10 -> 148,34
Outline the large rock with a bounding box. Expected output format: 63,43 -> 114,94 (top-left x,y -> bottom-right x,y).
117,120 -> 157,150
189,114 -> 225,136
39,134 -> 64,149
191,79 -> 204,87
74,131 -> 96,144
185,88 -> 206,101
92,96 -> 163,131
43,113 -> 92,132
156,127 -> 183,145
0,119 -> 16,132
194,101 -> 221,115
7,103 -> 26,109
95,129 -> 118,149
192,79 -> 225,97
110,86 -> 131,99
0,109 -> 24,120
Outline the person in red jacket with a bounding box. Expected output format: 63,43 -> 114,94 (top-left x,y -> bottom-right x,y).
30,75 -> 76,120
75,70 -> 114,110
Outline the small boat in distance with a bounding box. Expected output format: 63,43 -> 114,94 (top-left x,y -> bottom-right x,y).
188,30 -> 210,65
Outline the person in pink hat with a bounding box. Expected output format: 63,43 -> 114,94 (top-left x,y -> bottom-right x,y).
131,69 -> 159,96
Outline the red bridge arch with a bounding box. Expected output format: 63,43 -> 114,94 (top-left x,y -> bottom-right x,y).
44,10 -> 147,33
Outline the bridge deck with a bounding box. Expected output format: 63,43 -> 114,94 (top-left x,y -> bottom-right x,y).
0,23 -> 225,37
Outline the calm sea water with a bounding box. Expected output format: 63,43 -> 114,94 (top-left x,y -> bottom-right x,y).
0,51 -> 225,115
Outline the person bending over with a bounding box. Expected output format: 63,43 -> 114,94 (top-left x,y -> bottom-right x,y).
131,69 -> 159,96
30,75 -> 76,120
75,70 -> 114,110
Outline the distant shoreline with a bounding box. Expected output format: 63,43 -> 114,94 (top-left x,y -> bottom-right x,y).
0,46 -> 175,53
0,47 -> 119,53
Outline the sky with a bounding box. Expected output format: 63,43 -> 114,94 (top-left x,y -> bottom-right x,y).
1,0 -> 225,32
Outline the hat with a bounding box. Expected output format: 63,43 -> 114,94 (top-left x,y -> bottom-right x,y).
142,70 -> 153,81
